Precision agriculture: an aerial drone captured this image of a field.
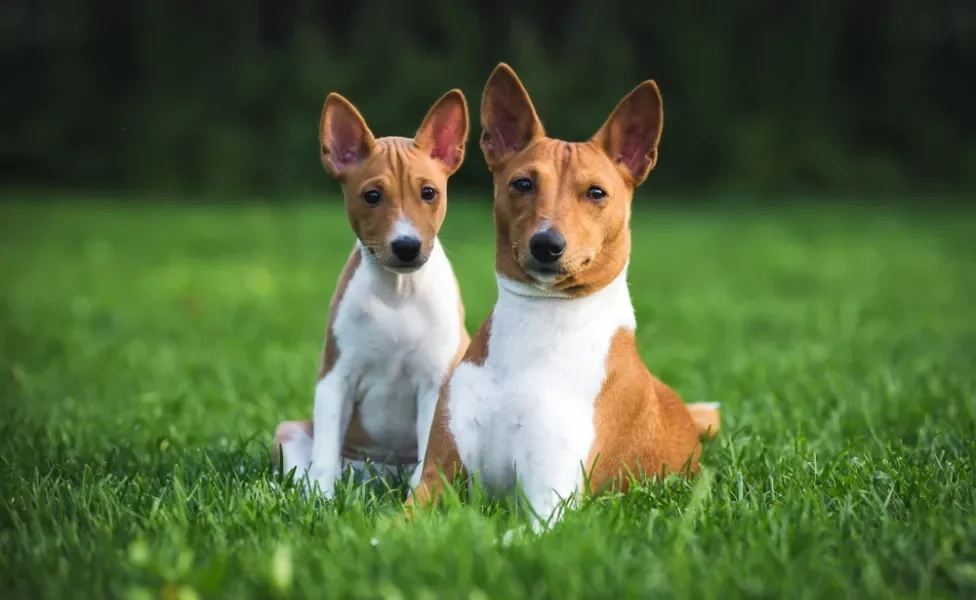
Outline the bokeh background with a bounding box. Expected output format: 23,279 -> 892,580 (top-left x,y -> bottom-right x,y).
4,0 -> 976,198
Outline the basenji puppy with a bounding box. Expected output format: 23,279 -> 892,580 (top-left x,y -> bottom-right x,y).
272,89 -> 471,498
405,64 -> 720,532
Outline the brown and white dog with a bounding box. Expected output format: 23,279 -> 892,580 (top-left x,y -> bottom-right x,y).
273,90 -> 471,498
405,64 -> 720,533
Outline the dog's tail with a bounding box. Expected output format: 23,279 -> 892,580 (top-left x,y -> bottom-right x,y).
686,402 -> 720,439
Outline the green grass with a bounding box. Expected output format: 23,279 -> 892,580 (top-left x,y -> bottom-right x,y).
2,196 -> 975,599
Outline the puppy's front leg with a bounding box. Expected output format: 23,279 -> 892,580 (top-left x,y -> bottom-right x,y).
307,369 -> 352,499
404,387 -> 465,515
409,384 -> 440,490
273,419 -> 314,475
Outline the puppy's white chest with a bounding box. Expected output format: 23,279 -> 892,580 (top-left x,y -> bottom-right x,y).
342,295 -> 434,367
337,284 -> 446,386
334,244 -> 460,383
330,244 -> 461,458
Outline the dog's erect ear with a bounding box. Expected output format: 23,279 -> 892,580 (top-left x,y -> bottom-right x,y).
480,63 -> 545,169
320,93 -> 376,180
415,89 -> 469,175
592,80 -> 663,186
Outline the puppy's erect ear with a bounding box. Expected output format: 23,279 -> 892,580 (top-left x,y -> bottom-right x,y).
591,80 -> 663,186
415,89 -> 469,175
320,93 -> 376,180
480,63 -> 545,169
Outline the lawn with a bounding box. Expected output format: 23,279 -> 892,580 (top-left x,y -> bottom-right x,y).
1,196 -> 975,599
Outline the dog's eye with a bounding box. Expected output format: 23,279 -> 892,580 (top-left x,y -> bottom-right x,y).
420,186 -> 437,202
586,186 -> 608,201
510,178 -> 534,194
362,189 -> 382,206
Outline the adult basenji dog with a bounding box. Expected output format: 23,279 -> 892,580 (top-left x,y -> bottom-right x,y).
273,89 -> 471,498
405,64 -> 720,532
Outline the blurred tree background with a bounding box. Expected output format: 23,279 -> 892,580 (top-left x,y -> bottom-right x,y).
2,0 -> 974,198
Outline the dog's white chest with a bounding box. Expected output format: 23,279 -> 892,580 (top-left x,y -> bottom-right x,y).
447,271 -> 636,497
332,242 -> 461,459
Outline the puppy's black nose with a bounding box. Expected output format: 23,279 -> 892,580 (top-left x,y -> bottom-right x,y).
529,229 -> 566,264
391,236 -> 422,262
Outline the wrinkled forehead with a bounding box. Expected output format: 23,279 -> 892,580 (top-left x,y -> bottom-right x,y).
345,138 -> 447,194
500,139 -> 621,189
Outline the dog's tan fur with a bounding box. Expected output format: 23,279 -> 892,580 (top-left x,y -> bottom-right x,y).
274,90 -> 471,469
406,64 -> 719,513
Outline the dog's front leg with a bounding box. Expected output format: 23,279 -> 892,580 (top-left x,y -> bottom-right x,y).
273,420 -> 314,475
403,385 -> 466,515
306,369 -> 352,499
499,486 -> 574,546
409,384 -> 440,490
501,466 -> 582,545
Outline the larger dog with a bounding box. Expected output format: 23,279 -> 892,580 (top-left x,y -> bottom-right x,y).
406,64 -> 720,530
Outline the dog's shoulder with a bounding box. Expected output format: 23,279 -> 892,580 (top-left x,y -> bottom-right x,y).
318,243 -> 364,378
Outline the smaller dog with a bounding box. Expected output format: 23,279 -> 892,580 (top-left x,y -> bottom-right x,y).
273,90 -> 470,498
406,64 -> 720,532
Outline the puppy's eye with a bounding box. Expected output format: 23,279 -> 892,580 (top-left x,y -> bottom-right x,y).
362,189 -> 382,206
420,186 -> 437,202
510,178 -> 534,194
586,186 -> 607,201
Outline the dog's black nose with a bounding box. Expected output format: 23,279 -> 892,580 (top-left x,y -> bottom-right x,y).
529,229 -> 566,264
391,236 -> 422,262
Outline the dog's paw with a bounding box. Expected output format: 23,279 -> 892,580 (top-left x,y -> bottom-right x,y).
497,517 -> 553,547
303,476 -> 335,501
498,526 -> 525,547
298,466 -> 337,501
495,522 -> 546,548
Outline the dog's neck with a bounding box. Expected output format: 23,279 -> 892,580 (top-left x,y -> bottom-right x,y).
358,239 -> 443,296
495,263 -> 636,327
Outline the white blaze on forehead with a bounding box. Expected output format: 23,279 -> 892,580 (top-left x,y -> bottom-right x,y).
534,218 -> 553,234
389,215 -> 420,242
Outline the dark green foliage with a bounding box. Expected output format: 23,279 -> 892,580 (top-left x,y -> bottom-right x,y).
3,0 -> 975,196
